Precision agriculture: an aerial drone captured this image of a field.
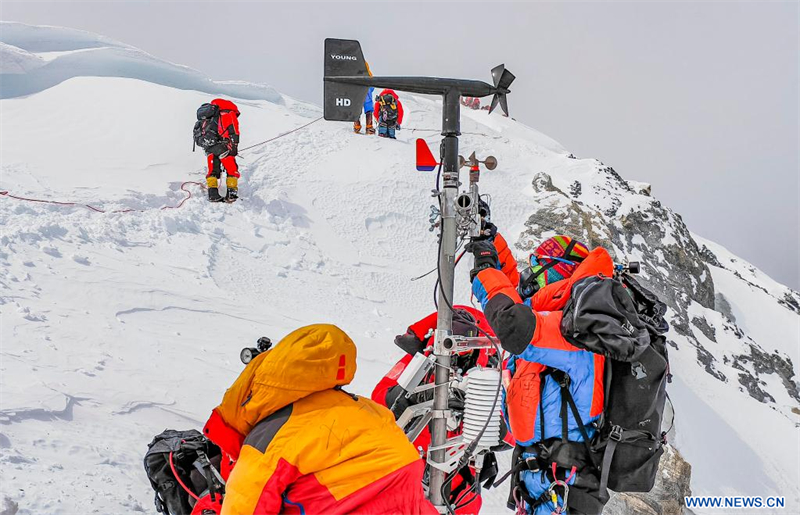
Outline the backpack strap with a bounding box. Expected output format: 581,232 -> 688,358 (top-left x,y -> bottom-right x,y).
549,372 -> 591,447
503,444 -> 540,509
562,239 -> 577,261
597,425 -> 656,502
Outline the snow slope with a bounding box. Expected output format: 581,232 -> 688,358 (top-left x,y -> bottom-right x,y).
2,23 -> 798,515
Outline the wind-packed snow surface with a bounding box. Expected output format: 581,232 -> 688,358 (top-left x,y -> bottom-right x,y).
2,23 -> 798,515
0,22 -> 283,102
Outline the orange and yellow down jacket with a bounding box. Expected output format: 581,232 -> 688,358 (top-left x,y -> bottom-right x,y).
203,324 -> 437,515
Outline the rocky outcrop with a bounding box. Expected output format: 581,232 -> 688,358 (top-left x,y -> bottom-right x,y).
602,445 -> 692,515
518,168 -> 714,352
733,344 -> 800,404
515,165 -> 797,410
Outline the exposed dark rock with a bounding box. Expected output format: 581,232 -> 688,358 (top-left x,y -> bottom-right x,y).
699,244 -> 722,268
779,291 -> 800,315
598,164 -> 633,193
737,345 -> 800,403
531,172 -> 559,194
691,316 -> 716,343
695,345 -> 727,382
569,180 -> 582,198
737,372 -> 776,403
515,163 -> 798,417
604,197 -> 622,218
733,270 -> 772,296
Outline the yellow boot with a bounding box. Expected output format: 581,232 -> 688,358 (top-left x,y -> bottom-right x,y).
226,176 -> 239,202
207,176 -> 223,202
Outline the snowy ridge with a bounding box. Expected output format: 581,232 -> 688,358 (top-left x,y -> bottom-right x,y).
0,22 -> 283,102
1,23 -> 798,515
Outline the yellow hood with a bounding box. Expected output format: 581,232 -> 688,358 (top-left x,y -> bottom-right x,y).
216,324 -> 357,437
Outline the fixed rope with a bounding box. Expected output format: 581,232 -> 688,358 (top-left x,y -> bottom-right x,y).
0,116 -> 324,214
0,181 -> 205,214
408,127 -> 497,137
238,116 -> 323,153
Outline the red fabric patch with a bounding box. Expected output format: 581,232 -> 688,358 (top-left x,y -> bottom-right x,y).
590,353 -> 606,417
255,458 -> 303,514
202,409 -> 244,462
191,493 -> 222,515
275,459 -> 436,515
336,354 -> 346,380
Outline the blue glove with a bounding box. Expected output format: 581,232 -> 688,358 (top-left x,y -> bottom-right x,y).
396,124 -> 401,131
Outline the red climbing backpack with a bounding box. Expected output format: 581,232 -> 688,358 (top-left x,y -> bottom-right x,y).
193,103 -> 224,154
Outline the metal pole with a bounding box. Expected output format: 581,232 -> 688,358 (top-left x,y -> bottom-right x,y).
429,88 -> 461,509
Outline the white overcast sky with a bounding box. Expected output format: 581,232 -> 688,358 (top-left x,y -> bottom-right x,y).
3,1 -> 798,289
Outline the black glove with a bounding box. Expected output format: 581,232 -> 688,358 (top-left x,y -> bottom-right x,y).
474,220 -> 498,241
466,240 -> 499,281
387,385 -> 412,419
226,139 -> 238,157
394,330 -> 426,356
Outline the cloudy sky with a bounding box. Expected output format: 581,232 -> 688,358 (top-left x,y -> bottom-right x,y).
3,1 -> 798,288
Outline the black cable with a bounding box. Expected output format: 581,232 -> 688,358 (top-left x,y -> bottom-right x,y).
433,244 -> 466,310
433,249 -> 504,512
453,480 -> 479,510
415,247 -> 464,283
439,468 -> 460,515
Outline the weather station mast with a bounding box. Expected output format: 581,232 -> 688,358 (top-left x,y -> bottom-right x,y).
322,38 -> 514,511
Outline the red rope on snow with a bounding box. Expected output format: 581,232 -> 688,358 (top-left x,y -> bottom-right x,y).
0,117 -> 324,214
0,181 -> 205,214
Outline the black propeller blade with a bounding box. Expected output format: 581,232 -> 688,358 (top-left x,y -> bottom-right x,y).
488,64 -> 516,116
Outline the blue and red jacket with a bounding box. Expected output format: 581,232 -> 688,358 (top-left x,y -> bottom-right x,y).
471,247 -> 612,446
363,87 -> 375,113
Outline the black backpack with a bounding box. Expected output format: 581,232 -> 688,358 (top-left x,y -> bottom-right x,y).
378,94 -> 398,123
143,429 -> 225,515
560,273 -> 671,500
193,103 -> 223,153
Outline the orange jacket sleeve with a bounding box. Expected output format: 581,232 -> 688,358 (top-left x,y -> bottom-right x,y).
493,232 -> 520,288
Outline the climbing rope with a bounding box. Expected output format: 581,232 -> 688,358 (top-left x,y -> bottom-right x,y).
1,116 -> 495,213
238,116 -> 323,153
409,127 -> 497,137
0,181 -> 205,214
0,116 -> 324,214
